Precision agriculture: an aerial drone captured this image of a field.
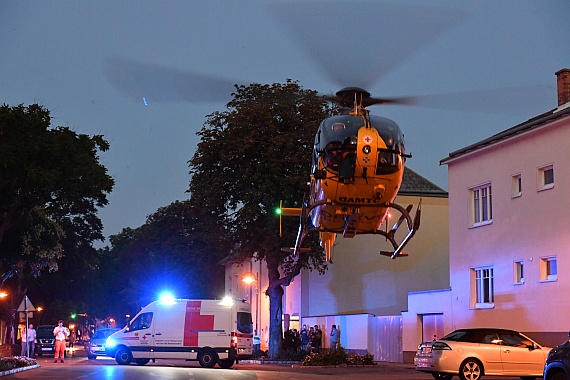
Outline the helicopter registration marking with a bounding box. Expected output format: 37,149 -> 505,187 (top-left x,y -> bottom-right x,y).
363,135 -> 373,144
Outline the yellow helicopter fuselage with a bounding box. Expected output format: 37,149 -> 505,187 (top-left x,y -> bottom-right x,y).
308,111 -> 407,259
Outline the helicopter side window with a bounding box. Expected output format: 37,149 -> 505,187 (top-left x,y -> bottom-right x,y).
376,150 -> 401,175
323,141 -> 343,171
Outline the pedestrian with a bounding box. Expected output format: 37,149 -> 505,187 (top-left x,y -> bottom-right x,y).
330,324 -> 339,350
20,323 -> 36,357
253,329 -> 261,356
53,320 -> 70,363
300,324 -> 309,351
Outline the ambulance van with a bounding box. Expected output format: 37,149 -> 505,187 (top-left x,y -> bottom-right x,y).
105,297 -> 253,368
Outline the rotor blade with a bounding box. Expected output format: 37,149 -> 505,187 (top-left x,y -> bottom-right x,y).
270,1 -> 467,90
397,84 -> 555,115
102,57 -> 242,104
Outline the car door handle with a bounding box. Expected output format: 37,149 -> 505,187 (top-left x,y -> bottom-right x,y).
144,333 -> 152,336
503,349 -> 510,353
155,333 -> 162,336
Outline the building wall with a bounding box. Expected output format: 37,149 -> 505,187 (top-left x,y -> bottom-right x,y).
300,194 -> 449,318
447,114 -> 570,347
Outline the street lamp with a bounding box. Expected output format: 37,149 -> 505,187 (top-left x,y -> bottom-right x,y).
242,272 -> 259,331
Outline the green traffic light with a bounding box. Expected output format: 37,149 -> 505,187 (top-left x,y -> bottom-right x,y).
70,313 -> 76,319
275,208 -> 282,215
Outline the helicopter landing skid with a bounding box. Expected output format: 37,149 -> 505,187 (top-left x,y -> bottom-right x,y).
378,200 -> 422,259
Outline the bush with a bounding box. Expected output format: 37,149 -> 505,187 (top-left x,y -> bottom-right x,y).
0,356 -> 37,371
273,348 -> 310,361
302,347 -> 376,366
302,347 -> 347,366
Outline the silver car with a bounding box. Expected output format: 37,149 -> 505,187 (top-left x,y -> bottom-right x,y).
414,328 -> 550,380
87,328 -> 120,359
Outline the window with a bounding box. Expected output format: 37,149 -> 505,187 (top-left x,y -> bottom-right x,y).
470,183 -> 492,226
513,261 -> 524,284
471,266 -> 494,308
511,174 -> 522,198
538,165 -> 554,190
540,256 -> 557,281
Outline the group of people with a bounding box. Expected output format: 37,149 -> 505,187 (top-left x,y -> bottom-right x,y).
297,324 -> 340,353
19,320 -> 70,363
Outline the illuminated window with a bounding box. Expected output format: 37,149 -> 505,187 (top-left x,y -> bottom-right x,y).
513,261 -> 524,284
470,183 -> 492,227
538,165 -> 554,191
471,266 -> 494,308
511,174 -> 522,198
540,256 -> 557,281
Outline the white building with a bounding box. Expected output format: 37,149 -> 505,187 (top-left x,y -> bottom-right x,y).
402,68 -> 570,361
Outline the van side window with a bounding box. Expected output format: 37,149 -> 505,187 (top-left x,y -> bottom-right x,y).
129,312 -> 153,332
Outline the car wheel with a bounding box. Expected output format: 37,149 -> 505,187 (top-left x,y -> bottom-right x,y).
198,349 -> 218,368
459,358 -> 483,380
218,358 -> 235,369
87,354 -> 96,360
115,347 -> 133,365
432,373 -> 454,380
135,358 -> 150,366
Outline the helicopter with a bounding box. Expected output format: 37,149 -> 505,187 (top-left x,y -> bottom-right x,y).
103,2 -> 545,264
278,86 -> 421,262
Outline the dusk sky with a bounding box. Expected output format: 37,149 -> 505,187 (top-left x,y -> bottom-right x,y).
2,1 -> 569,245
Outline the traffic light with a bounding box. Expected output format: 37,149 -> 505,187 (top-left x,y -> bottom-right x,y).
70,313 -> 76,319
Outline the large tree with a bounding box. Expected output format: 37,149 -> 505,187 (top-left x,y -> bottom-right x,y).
188,81 -> 333,357
0,103 -> 114,290
98,200 -> 227,319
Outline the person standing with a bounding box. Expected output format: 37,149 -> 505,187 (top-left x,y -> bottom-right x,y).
20,323 -> 36,357
53,320 -> 69,363
330,324 -> 340,350
253,329 -> 261,356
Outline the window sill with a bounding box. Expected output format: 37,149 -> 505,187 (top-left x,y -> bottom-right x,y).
469,220 -> 493,229
472,303 -> 495,310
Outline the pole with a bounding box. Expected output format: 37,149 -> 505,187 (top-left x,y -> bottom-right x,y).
24,295 -> 29,357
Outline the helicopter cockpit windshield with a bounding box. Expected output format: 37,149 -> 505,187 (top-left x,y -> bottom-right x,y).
315,114 -> 405,175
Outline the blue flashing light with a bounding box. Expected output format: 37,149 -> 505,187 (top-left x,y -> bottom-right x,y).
159,291 -> 176,305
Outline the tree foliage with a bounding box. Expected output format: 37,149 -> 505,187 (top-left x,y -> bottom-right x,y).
188,81 -> 333,357
0,103 -> 114,287
93,200 -> 227,319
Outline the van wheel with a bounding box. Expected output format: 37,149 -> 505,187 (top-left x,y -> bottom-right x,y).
135,358 -> 150,366
218,358 -> 234,369
115,347 -> 133,365
459,358 -> 483,380
198,349 -> 218,368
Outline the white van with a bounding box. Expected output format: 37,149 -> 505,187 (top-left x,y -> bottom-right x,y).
105,298 -> 253,368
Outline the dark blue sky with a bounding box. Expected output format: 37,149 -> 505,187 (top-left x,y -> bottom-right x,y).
2,0 -> 569,243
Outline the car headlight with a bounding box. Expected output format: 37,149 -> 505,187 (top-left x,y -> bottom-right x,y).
105,337 -> 117,348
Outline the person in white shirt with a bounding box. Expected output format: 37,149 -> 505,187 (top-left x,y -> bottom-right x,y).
53,320 -> 70,363
20,323 -> 37,357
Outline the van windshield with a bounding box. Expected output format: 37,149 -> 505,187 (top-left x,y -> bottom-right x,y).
237,312 -> 253,334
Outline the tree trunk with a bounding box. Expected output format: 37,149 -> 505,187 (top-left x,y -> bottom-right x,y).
266,281 -> 284,358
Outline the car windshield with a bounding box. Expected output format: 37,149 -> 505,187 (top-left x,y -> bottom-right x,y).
36,326 -> 54,338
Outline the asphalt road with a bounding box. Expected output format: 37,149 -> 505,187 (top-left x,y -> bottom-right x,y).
11,347 -> 542,380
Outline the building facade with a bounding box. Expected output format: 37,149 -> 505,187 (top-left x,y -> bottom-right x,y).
224,167 -> 449,360
402,68 -> 570,361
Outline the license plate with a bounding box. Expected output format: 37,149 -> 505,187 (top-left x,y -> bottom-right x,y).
42,347 -> 52,351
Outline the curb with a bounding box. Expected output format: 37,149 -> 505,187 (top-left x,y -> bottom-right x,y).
0,364 -> 40,377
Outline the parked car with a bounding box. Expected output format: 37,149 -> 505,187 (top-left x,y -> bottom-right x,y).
87,328 -> 119,359
414,328 -> 550,380
544,338 -> 570,380
35,325 -> 55,357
